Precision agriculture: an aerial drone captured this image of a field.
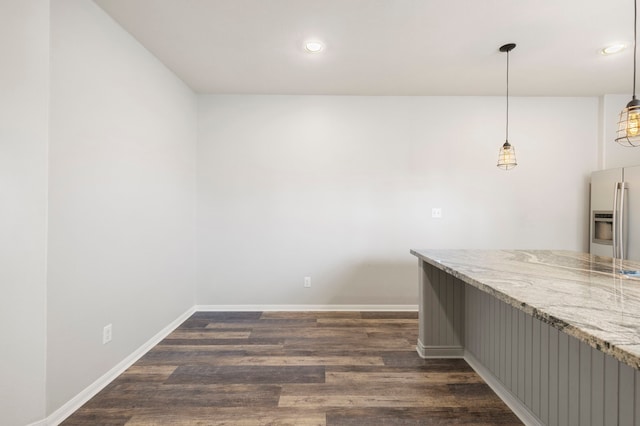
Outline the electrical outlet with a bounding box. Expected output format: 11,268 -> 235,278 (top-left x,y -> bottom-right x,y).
103,324 -> 112,344
431,208 -> 442,218
304,276 -> 311,288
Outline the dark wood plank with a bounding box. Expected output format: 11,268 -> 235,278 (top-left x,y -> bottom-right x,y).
381,351 -> 473,370
204,318 -> 318,328
327,407 -> 522,425
260,311 -> 362,319
283,336 -> 413,353
360,311 -> 418,319
191,311 -> 262,321
165,365 -> 325,385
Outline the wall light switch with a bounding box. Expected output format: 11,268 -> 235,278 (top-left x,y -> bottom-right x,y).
103,324 -> 112,344
432,208 -> 442,218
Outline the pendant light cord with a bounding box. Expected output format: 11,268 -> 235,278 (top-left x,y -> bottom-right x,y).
506,50 -> 510,141
634,0 -> 637,99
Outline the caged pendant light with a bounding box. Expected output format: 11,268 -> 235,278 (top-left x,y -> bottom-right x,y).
497,43 -> 518,170
616,0 -> 640,147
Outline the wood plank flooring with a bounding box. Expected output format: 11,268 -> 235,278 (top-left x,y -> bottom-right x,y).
62,311 -> 522,425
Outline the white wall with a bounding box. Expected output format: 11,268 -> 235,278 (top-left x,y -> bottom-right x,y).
0,1 -> 49,425
197,95 -> 598,306
600,94 -> 640,169
48,0 -> 197,414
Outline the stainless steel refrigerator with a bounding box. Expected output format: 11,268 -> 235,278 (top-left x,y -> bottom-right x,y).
590,165 -> 640,260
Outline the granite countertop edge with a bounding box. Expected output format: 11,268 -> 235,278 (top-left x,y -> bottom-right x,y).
410,249 -> 640,370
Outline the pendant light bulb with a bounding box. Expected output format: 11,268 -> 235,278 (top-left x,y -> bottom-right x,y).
618,98 -> 640,146
497,43 -> 518,170
628,108 -> 640,136
498,141 -> 517,171
616,0 -> 640,147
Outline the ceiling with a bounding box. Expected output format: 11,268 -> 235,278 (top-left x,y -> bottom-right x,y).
94,0 -> 635,96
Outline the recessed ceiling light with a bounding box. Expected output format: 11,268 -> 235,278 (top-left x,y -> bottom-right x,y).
601,43 -> 627,55
304,41 -> 324,53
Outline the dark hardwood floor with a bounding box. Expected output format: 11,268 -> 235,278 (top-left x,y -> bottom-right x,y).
62,311 -> 522,425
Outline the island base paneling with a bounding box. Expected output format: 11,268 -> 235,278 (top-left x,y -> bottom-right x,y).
417,259 -> 640,426
417,259 -> 465,358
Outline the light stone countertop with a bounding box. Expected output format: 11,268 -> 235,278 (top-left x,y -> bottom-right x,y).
410,249 -> 640,370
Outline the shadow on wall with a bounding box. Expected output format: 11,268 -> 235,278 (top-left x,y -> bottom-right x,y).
324,259 -> 418,306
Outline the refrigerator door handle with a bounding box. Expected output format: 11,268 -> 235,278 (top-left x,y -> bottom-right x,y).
620,182 -> 627,260
613,182 -> 619,259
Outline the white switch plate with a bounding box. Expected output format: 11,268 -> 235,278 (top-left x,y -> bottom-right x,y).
432,208 -> 442,218
304,276 -> 311,288
103,324 -> 112,344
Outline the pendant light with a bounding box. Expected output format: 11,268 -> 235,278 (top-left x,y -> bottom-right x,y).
497,43 -> 518,170
616,0 -> 640,147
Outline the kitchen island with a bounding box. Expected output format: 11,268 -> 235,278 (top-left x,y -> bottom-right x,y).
410,249 -> 640,426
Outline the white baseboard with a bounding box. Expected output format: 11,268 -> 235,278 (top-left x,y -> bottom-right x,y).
464,350 -> 543,426
26,420 -> 47,426
45,306 -> 196,426
195,304 -> 418,312
416,338 -> 464,358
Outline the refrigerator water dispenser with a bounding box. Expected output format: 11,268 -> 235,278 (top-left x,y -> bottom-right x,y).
592,210 -> 613,245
